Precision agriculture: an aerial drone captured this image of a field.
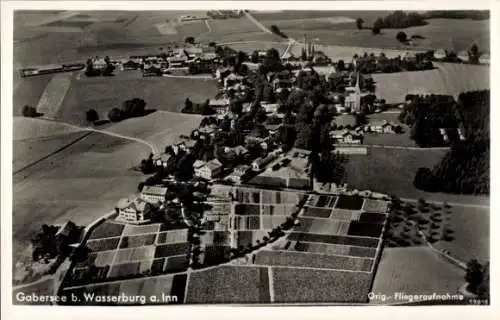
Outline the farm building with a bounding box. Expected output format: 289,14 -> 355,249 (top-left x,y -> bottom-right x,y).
367,120 -> 400,134
434,49 -> 447,60
479,53 -> 490,64
330,129 -> 363,144
92,57 -> 107,71
224,73 -> 245,90
226,165 -> 251,184
457,51 -> 470,63
195,159 -> 223,180
120,60 -> 140,71
252,150 -> 282,171
115,198 -> 153,225
209,98 -> 230,115
140,185 -> 168,204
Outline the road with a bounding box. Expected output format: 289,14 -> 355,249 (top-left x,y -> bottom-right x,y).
243,10 -> 297,59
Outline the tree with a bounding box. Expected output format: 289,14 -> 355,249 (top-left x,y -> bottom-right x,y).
230,99 -> 243,115
208,41 -> 217,47
108,108 -> 124,122
122,98 -> 146,118
85,109 -> 99,123
356,17 -> 364,29
396,31 -> 408,43
337,59 -> 345,71
465,259 -> 485,294
372,18 -> 383,35
22,105 -> 38,117
354,112 -> 367,127
185,36 -> 195,44
183,98 -> 193,113
250,50 -> 259,63
85,58 -> 96,77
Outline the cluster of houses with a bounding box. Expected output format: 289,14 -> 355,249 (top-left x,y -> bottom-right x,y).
93,44 -> 218,77
433,49 -> 490,64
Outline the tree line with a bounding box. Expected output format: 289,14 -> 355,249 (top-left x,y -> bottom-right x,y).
413,90 -> 489,195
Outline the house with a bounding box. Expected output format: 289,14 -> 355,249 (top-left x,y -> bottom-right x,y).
439,128 -> 449,142
434,49 -> 447,60
227,165 -> 251,184
116,197 -> 153,225
369,120 -> 397,134
208,98 -> 230,115
223,73 -> 245,90
330,129 -> 363,144
141,185 -> 168,204
195,159 -> 223,180
92,57 -> 108,71
225,145 -> 249,158
155,153 -> 174,168
403,51 -> 417,63
121,60 -> 140,71
251,150 -> 281,171
261,103 -> 279,114
457,51 -> 469,63
479,53 -> 490,64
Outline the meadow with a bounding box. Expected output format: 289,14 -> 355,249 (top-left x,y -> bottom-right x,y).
371,246 -> 465,304
58,74 -> 216,125
373,63 -> 490,104
433,206 -> 489,263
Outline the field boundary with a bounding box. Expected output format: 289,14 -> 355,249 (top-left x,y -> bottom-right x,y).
229,263 -> 373,274
263,249 -> 376,261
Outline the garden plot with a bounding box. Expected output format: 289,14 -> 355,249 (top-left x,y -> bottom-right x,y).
335,195 -> 365,210
154,242 -> 190,259
314,195 -> 337,208
93,251 -> 117,267
233,215 -> 261,230
86,237 -> 121,252
358,212 -> 388,225
185,266 -> 270,303
262,215 -> 289,229
113,246 -> 156,264
156,229 -> 189,244
294,217 -> 350,235
347,221 -> 384,238
164,255 -> 189,273
234,203 -> 261,215
272,267 -> 373,303
362,199 -> 389,213
108,261 -> 142,278
233,188 -> 260,203
200,231 -> 231,247
202,245 -> 231,266
236,230 -> 270,248
261,190 -> 303,204
302,207 -> 332,218
88,221 -> 125,240
261,204 -> 297,216
255,250 -> 373,272
273,241 -> 377,258
329,208 -> 357,221
122,223 -> 161,236
288,232 -> 380,248
119,234 -> 157,249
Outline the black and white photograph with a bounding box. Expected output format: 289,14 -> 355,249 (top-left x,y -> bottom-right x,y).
0,0 -> 496,318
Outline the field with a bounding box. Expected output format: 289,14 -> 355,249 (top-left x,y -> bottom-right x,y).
288,232 -> 380,248
344,147 -> 447,200
272,241 -> 377,258
272,267 -> 373,303
371,246 -> 465,304
185,266 -> 270,303
62,273 -> 186,305
373,63 -> 490,104
225,41 -> 289,55
255,250 -> 373,271
433,206 -> 489,263
256,10 -> 489,52
59,74 -> 216,125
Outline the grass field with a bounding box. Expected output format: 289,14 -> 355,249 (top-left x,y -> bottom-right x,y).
433,206 -> 489,263
272,267 -> 373,303
373,63 -> 490,104
59,74 -> 216,125
344,147 -> 446,199
225,41 -> 289,55
186,266 -> 270,303
13,128 -> 150,264
371,246 -> 465,304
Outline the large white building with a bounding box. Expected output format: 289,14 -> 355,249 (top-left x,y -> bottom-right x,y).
115,198 -> 153,225
140,185 -> 168,204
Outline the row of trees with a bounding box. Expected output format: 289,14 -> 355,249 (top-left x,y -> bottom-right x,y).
107,98 -> 148,122
413,90 -> 489,195
354,51 -> 434,74
270,25 -> 288,39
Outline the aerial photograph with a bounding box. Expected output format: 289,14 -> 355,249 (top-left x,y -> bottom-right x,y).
10,9 -> 489,306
